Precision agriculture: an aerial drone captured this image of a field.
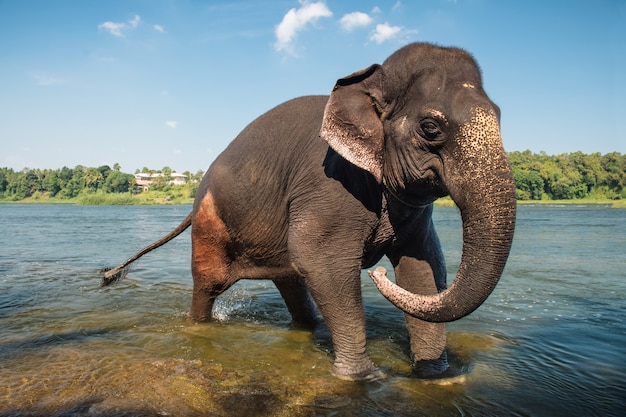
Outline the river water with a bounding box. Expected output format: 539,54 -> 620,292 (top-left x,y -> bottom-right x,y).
0,203 -> 624,416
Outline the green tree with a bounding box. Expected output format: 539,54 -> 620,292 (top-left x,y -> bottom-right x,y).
0,168 -> 9,193
513,167 -> 544,200
83,167 -> 104,191
58,166 -> 73,183
104,170 -> 134,193
600,152 -> 625,198
57,166 -> 86,198
8,169 -> 38,199
97,165 -> 112,181
42,170 -> 61,196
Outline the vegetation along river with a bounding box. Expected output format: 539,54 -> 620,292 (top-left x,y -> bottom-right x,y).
0,203 -> 624,416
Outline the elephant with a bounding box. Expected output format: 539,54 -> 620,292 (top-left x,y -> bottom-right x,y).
102,42 -> 516,381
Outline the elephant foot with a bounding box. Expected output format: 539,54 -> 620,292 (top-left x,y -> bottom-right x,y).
412,351 -> 451,378
331,363 -> 388,382
412,352 -> 466,384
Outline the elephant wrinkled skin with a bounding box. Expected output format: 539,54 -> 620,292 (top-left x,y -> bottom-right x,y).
103,43 -> 516,381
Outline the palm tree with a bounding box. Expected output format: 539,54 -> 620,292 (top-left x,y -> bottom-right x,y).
83,168 -> 103,190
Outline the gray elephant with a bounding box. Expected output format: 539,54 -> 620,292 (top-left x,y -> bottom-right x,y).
103,43 -> 516,381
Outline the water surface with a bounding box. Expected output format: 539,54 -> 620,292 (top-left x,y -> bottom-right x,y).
0,204 -> 624,416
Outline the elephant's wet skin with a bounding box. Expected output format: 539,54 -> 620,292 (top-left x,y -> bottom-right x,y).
102,42 -> 516,382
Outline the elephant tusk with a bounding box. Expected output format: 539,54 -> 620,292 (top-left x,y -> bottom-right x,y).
368,266 -> 405,300
368,266 -> 389,287
368,266 -> 443,320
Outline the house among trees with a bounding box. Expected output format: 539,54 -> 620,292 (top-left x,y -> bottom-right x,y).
134,172 -> 187,191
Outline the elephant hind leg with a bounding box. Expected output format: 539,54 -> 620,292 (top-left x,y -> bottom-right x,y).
273,277 -> 318,328
189,193 -> 234,322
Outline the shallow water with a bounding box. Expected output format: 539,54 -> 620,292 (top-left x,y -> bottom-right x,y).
0,204 -> 624,416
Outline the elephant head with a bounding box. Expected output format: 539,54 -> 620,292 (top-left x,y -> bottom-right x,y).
320,43 -> 516,322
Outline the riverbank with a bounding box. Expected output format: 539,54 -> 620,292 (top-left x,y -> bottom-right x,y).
517,199 -> 626,208
0,190 -> 194,206
2,193 -> 625,208
434,196 -> 625,208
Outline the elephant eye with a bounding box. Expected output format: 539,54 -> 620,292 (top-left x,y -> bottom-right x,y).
420,119 -> 442,140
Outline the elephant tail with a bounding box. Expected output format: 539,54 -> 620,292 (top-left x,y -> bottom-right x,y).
100,212 -> 193,287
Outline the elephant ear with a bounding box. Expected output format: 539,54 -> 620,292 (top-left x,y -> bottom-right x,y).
320,64 -> 385,183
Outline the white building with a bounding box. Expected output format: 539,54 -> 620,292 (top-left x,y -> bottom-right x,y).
134,172 -> 187,191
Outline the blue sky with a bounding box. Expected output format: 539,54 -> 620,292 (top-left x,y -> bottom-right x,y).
1,1 -> 624,173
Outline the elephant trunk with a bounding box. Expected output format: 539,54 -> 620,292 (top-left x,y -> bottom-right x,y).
370,106 -> 516,322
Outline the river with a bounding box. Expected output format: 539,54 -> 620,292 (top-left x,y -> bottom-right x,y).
0,203 -> 624,416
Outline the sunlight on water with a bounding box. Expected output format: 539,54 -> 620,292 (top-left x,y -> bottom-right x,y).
1,204 -> 625,416
0,312 -> 512,416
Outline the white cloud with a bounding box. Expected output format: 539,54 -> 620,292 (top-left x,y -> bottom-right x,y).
98,15 -> 142,37
340,12 -> 373,31
153,24 -> 165,33
370,22 -> 402,44
274,1 -> 332,54
98,21 -> 127,37
129,15 -> 141,28
165,120 -> 178,129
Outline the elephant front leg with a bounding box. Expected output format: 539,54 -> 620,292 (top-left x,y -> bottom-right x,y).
391,254 -> 450,378
295,259 -> 383,381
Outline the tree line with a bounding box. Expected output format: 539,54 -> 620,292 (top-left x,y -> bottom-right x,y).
0,164 -> 205,201
509,151 -> 625,200
0,151 -> 624,202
